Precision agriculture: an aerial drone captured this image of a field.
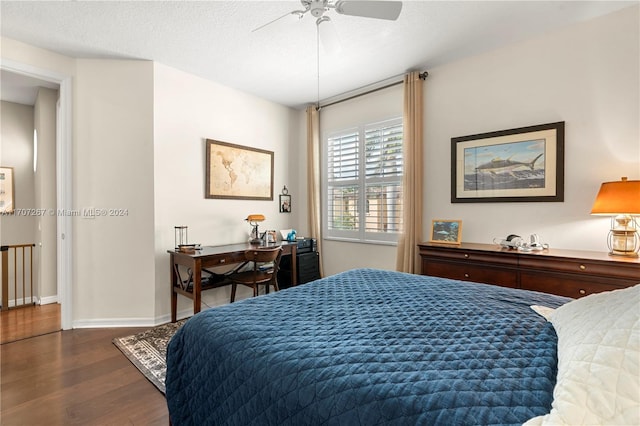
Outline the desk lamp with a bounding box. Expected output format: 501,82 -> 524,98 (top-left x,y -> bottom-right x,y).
246,214 -> 265,245
591,177 -> 640,257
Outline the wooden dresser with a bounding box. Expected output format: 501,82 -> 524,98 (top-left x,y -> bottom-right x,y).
418,242 -> 640,299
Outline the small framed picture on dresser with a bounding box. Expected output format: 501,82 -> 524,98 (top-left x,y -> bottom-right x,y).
430,220 -> 462,245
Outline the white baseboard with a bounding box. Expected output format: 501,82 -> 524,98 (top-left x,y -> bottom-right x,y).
71,308 -> 203,329
40,295 -> 58,305
73,317 -> 161,329
1,295 -> 59,308
3,296 -> 37,308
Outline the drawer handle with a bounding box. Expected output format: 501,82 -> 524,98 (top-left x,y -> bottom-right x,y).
579,264 -> 586,270
220,259 -> 226,264
579,289 -> 586,295
464,273 -> 470,278
464,254 -> 469,258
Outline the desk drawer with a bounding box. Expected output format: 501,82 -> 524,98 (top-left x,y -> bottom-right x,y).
201,252 -> 246,268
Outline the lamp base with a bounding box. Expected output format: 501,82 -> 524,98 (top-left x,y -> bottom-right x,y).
608,250 -> 639,258
606,221 -> 639,258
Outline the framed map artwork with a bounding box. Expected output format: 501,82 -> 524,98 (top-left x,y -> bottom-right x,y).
205,139 -> 274,200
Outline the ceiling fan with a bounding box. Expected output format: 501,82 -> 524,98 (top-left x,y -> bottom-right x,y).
252,0 -> 403,107
252,0 -> 403,33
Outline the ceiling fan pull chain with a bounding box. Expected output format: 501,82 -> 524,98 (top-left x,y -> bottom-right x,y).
316,20 -> 321,110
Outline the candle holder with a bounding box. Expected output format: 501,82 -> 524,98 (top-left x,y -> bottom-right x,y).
175,226 -> 188,249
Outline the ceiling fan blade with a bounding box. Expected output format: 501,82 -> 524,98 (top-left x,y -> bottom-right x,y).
252,10 -> 306,33
334,0 -> 402,20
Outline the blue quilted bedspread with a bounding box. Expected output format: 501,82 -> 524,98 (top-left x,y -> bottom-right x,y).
166,269 -> 571,426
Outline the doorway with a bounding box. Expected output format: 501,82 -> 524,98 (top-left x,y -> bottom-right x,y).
0,61 -> 73,331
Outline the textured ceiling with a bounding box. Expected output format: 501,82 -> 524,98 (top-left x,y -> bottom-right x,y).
0,1 -> 635,109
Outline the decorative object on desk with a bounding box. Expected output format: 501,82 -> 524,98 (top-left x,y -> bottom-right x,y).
178,244 -> 201,254
265,230 -> 277,243
280,186 -> 291,213
0,166 -> 15,214
591,177 -> 640,257
451,122 -> 564,203
174,226 -> 188,249
246,214 -> 266,244
430,220 -> 462,245
286,229 -> 297,242
280,229 -> 292,240
205,139 -> 274,200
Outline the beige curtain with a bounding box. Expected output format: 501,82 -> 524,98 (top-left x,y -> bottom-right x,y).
396,71 -> 424,273
306,105 -> 324,277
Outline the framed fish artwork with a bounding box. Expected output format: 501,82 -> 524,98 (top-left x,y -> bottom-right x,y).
430,219 -> 462,245
451,122 -> 564,203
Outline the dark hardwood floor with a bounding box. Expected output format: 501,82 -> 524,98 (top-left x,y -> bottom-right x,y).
1,307 -> 169,425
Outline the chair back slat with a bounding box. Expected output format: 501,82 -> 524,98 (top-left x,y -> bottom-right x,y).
244,247 -> 281,263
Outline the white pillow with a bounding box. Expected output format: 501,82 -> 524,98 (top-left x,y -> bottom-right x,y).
525,284 -> 640,425
530,305 -> 556,321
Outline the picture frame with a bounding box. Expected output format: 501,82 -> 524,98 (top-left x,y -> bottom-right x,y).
279,194 -> 291,213
430,220 -> 462,244
451,122 -> 564,203
205,139 -> 274,200
0,166 -> 15,214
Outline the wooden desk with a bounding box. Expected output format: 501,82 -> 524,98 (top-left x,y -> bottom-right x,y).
169,242 -> 297,322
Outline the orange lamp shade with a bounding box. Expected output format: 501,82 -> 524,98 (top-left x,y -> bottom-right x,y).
246,214 -> 265,222
591,177 -> 640,215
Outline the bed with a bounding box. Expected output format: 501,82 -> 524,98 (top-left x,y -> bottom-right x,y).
166,268 -> 639,425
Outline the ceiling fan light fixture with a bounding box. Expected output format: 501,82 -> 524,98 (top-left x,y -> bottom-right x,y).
309,0 -> 328,18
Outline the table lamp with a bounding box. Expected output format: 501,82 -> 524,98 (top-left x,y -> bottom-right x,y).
591,177 -> 640,257
246,214 -> 265,245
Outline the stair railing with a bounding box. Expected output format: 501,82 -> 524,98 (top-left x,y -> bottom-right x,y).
1,243 -> 37,311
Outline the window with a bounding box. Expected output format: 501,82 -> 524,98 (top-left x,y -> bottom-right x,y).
324,118 -> 403,244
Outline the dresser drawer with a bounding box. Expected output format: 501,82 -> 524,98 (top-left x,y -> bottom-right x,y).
421,248 -> 517,268
519,256 -> 637,280
520,272 -> 625,298
422,261 -> 517,288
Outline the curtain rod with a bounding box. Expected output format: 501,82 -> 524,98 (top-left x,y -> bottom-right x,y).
317,71 -> 428,110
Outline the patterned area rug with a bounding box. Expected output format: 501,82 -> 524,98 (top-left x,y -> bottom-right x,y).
113,319 -> 187,394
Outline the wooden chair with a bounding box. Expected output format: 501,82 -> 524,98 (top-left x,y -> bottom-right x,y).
229,246 -> 283,303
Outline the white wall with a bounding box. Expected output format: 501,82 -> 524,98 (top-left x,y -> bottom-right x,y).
73,59 -> 156,325
0,101 -> 36,245
34,88 -> 58,302
153,63 -> 303,319
319,6 -> 639,276
424,5 -> 638,252
0,101 -> 37,303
